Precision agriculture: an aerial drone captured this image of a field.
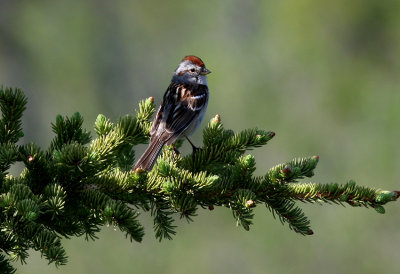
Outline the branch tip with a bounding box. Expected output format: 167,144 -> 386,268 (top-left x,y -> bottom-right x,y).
134,167 -> 145,174
281,165 -> 292,176
246,200 -> 255,208
214,114 -> 220,123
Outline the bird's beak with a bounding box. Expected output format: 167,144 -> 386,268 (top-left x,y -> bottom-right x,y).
200,67 -> 211,75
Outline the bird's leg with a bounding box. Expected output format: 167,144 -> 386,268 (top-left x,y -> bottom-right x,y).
172,143 -> 180,156
170,143 -> 181,162
185,136 -> 200,161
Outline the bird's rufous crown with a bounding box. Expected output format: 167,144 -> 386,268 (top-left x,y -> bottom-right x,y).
182,55 -> 205,67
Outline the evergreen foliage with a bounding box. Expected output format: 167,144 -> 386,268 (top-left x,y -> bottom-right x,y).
0,86 -> 398,273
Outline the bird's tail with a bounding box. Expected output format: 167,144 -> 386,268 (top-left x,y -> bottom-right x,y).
133,139 -> 166,171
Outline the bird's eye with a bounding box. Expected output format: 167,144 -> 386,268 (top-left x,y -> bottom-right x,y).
190,68 -> 196,72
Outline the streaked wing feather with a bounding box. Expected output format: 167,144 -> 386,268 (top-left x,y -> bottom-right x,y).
166,84 -> 208,133
152,82 -> 208,142
150,105 -> 163,136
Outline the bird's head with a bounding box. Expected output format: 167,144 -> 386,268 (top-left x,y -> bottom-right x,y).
172,55 -> 211,85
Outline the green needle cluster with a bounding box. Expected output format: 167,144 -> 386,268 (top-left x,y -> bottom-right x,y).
0,86 -> 398,273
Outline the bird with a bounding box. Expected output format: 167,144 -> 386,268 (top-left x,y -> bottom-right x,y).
133,55 -> 211,171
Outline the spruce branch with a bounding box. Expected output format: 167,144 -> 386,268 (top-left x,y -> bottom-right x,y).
0,86 -> 398,273
0,86 -> 27,144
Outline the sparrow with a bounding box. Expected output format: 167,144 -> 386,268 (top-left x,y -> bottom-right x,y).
133,55 -> 211,171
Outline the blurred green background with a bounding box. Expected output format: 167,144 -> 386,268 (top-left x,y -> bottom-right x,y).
1,0 -> 400,273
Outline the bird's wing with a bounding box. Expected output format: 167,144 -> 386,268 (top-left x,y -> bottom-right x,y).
153,83 -> 208,142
